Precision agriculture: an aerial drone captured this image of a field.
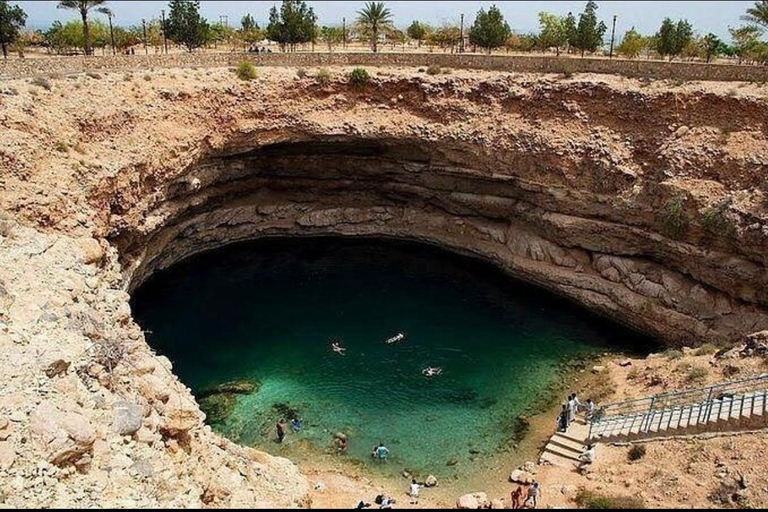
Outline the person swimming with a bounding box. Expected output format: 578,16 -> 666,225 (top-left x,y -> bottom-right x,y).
331,341 -> 346,355
385,333 -> 406,345
422,367 -> 443,378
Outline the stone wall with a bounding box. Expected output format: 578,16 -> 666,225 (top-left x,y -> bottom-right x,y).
2,51 -> 768,82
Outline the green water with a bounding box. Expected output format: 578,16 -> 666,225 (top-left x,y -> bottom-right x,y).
131,237 -> 651,478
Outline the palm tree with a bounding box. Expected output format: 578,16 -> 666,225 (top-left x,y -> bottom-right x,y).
744,0 -> 768,29
57,0 -> 107,56
356,1 -> 393,54
97,7 -> 114,55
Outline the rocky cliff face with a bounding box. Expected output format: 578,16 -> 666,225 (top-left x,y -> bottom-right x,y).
1,66 -> 768,507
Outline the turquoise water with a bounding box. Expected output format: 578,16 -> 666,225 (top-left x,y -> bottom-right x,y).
131,238 -> 651,477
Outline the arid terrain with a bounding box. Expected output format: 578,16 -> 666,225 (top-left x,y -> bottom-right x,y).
1,64 -> 768,508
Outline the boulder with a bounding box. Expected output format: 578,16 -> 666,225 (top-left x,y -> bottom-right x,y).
521,461 -> 538,474
78,238 -> 104,265
112,401 -> 144,436
509,469 -> 536,485
457,492 -> 489,509
425,475 -> 438,488
160,398 -> 201,437
491,498 -> 506,509
198,394 -> 236,424
0,442 -> 16,470
29,402 -> 96,467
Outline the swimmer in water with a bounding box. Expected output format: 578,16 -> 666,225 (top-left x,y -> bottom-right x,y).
422,367 -> 443,378
331,341 -> 347,355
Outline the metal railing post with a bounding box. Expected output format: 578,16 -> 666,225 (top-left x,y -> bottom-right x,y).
642,397 -> 656,433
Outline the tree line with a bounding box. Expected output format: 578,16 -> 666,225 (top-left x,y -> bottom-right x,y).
1,0 -> 767,66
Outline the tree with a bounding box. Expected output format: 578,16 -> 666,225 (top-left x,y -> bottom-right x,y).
267,0 -> 317,52
505,33 -> 537,53
701,33 -> 723,63
571,0 -> 607,57
616,27 -> 645,59
407,20 -> 429,47
241,13 -> 257,32
730,25 -> 767,64
56,0 -> 106,56
165,0 -> 209,52
564,12 -> 577,53
320,25 -> 344,52
469,5 -> 511,54
537,12 -> 569,56
656,18 -> 693,61
356,1 -> 393,53
96,6 -> 114,55
428,24 -> 461,53
0,0 -> 26,59
743,0 -> 768,29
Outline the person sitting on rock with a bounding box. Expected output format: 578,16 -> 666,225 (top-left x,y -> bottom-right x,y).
578,444 -> 596,474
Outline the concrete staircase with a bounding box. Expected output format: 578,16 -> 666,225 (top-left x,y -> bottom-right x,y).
588,374 -> 768,443
539,421 -> 589,468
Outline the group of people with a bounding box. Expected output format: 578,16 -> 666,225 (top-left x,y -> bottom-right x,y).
556,393 -> 595,433
330,339 -> 443,378
247,46 -> 273,53
510,482 -> 541,509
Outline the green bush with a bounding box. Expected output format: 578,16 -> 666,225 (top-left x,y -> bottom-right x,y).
663,349 -> 683,360
575,489 -> 645,509
722,365 -> 740,379
55,141 -> 69,153
658,196 -> 688,239
236,61 -> 257,81
694,343 -> 718,356
628,444 -> 646,462
701,197 -> 734,236
427,64 -> 442,76
685,366 -> 709,386
348,67 -> 371,88
315,68 -> 332,86
296,68 -> 308,79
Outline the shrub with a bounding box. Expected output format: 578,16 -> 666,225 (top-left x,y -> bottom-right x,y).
236,61 -> 257,81
30,76 -> 52,91
663,349 -> 683,360
86,72 -> 102,80
658,196 -> 688,239
348,67 -> 370,88
575,488 -> 645,509
626,367 -> 641,381
694,343 -> 718,356
296,68 -> 308,79
143,74 -> 153,82
628,444 -> 647,462
427,64 -> 442,76
685,366 -> 709,386
55,141 -> 69,153
315,68 -> 332,86
701,197 -> 734,236
92,336 -> 126,376
722,365 -> 740,379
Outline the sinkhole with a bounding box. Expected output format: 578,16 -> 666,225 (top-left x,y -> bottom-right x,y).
130,236 -> 655,478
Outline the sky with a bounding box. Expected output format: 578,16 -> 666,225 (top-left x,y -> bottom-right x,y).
14,1 -> 757,40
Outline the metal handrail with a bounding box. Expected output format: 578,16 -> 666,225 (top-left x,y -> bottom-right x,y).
589,373 -> 768,440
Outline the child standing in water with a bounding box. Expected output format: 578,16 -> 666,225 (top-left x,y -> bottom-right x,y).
276,419 -> 286,444
375,443 -> 389,462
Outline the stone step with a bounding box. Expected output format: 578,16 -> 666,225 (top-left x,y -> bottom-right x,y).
548,434 -> 585,454
541,444 -> 582,463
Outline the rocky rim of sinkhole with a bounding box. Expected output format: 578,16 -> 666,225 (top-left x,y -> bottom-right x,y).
1,65 -> 768,508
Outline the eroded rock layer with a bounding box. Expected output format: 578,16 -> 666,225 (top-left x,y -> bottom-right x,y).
1,66 -> 768,507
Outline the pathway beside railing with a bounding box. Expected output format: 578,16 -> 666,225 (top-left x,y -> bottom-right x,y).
588,373 -> 768,442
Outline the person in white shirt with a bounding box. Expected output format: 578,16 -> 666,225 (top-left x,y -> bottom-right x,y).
579,444 -> 596,474
409,479 -> 420,504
